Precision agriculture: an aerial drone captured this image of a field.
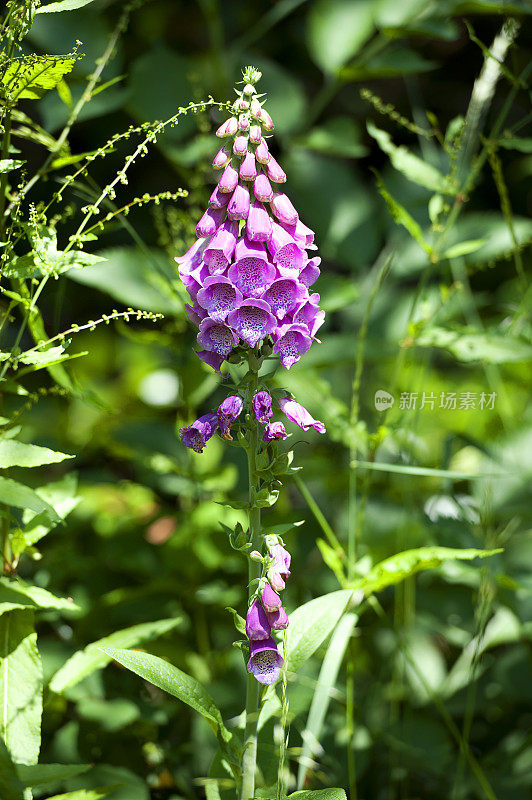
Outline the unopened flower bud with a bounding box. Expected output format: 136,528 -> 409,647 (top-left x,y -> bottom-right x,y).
212,145 -> 231,169
238,114 -> 250,131
260,109 -> 274,131
243,83 -> 256,96
255,139 -> 270,164
216,117 -> 238,138
250,98 -> 262,118
238,97 -> 249,111
250,550 -> 263,561
233,135 -> 248,157
249,125 -> 262,144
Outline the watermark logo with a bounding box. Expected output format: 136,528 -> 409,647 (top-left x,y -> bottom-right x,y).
374,389 -> 497,412
374,389 -> 395,411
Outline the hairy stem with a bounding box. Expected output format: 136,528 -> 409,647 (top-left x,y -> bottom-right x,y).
240,364 -> 261,800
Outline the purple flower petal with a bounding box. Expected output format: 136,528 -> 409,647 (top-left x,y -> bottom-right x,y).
198,318 -> 239,357
227,184 -> 250,221
233,135 -> 249,156
239,152 -> 257,182
216,117 -> 238,138
299,257 -> 321,288
247,636 -> 284,685
246,600 -> 271,641
267,222 -> 307,278
196,206 -> 226,237
261,277 -> 307,320
174,237 -> 209,276
254,173 -> 273,203
197,275 -> 243,322
228,239 -> 276,297
263,421 -> 288,441
179,412 -> 218,453
217,395 -> 243,440
267,156 -> 286,183
293,292 -> 325,337
196,350 -> 224,373
249,124 -> 262,144
255,140 -> 270,164
281,218 -> 315,248
212,145 -> 231,170
227,298 -> 277,348
218,163 -> 239,193
266,605 -> 289,631
261,584 -> 282,611
247,200 -> 272,243
185,302 -> 207,327
270,192 -> 298,227
204,220 -> 239,274
253,391 -> 273,423
279,396 -> 326,433
273,323 -> 312,370
209,185 -> 231,209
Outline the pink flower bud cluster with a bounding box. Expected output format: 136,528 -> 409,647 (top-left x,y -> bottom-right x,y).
175,78 -> 325,373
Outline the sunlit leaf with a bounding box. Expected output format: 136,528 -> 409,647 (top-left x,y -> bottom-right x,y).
352,547 -> 501,595
16,763 -> 90,788
2,54 -> 80,103
0,610 -> 42,765
49,618 -> 182,693
0,438 -> 73,468
307,0 -> 375,74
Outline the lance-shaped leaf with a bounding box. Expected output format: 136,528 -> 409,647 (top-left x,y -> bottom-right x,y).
0,438 -> 73,468
37,0 -> 97,11
0,576 -> 78,616
283,589 -> 355,674
49,618 -> 182,693
0,160 -> 25,174
100,647 -> 234,747
0,476 -> 62,522
288,792 -> 347,800
0,610 -> 43,765
21,473 -> 80,549
45,790 -> 113,800
351,546 -> 502,596
16,763 -> 90,789
368,122 -> 455,194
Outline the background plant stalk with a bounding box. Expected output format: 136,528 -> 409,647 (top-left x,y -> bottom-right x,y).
240,363 -> 261,800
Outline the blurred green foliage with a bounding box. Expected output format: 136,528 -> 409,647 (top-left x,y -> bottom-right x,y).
2,0 -> 532,798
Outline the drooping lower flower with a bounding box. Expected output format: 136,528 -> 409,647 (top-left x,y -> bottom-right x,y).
252,391 -> 273,423
266,604 -> 289,631
293,293 -> 326,337
179,412 -> 218,453
246,599 -> 271,641
270,192 -> 298,226
227,184 -> 250,221
228,238 -> 276,297
204,221 -> 239,273
247,201 -> 272,243
217,395 -> 243,440
261,277 -> 307,320
267,222 -> 307,277
279,396 -> 326,433
263,421 -> 288,441
247,637 -> 284,685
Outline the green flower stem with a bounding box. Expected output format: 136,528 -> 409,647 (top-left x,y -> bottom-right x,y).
240,362 -> 261,800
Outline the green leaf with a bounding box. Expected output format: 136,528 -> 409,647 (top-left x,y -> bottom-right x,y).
21,473 -> 80,549
442,239 -> 487,259
37,0 -> 96,11
2,54 -> 80,103
225,607 -> 246,636
49,617 -> 182,693
368,122 -> 454,194
297,613 -> 357,789
284,589 -> 355,674
0,160 -> 24,174
416,326 -> 532,363
0,438 -> 73,468
374,174 -> 431,253
0,610 -> 43,765
0,737 -> 24,800
307,0 -> 375,74
498,136 -> 532,153
0,476 -> 62,522
352,547 -> 502,596
100,647 -> 233,745
16,763 -> 90,788
0,576 -> 78,615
